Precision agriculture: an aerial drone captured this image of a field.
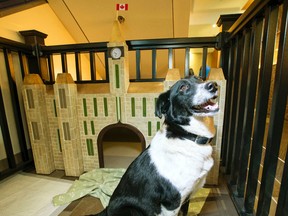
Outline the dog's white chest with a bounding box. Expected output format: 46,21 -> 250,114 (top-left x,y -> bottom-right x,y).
149,132 -> 213,199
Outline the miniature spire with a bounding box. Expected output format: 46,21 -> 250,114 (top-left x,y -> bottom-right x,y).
110,20 -> 125,42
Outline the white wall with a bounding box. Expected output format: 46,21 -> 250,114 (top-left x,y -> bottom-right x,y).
0,3 -> 77,161
0,51 -> 21,159
0,4 -> 76,45
1,3 -> 103,81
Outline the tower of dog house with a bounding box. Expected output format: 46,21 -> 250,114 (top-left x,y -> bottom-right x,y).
22,74 -> 55,174
108,20 -> 129,95
22,21 -> 226,184
53,74 -> 84,176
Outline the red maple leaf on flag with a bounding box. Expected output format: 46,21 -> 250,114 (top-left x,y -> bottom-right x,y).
116,3 -> 128,11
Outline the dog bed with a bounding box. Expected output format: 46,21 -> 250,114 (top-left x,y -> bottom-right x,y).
53,168 -> 125,208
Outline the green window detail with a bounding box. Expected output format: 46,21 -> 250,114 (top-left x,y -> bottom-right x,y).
57,129 -> 62,152
86,139 -> 94,156
157,121 -> 161,131
104,98 -> 108,117
63,122 -> 71,140
116,97 -> 122,121
142,98 -> 147,117
115,64 -> 120,88
26,89 -> 35,109
83,98 -> 87,116
53,99 -> 57,117
131,97 -> 135,117
31,122 -> 40,140
91,121 -> 95,135
119,97 -> 122,121
59,89 -> 67,108
93,98 -> 98,117
148,121 -> 152,136
84,121 -> 88,135
116,97 -> 119,121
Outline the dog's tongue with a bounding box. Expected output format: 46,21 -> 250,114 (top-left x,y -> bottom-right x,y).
203,100 -> 219,111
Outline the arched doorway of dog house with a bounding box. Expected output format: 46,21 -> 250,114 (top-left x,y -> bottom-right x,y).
97,122 -> 146,168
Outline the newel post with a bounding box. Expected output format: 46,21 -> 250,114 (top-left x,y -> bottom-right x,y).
216,14 -> 242,79
19,30 -> 49,82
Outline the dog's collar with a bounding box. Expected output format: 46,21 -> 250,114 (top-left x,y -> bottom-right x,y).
182,133 -> 213,145
165,121 -> 214,145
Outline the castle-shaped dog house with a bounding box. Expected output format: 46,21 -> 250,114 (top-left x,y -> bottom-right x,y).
22,23 -> 226,184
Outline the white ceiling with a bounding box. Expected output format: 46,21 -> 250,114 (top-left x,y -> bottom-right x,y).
47,0 -> 248,43
189,0 -> 248,36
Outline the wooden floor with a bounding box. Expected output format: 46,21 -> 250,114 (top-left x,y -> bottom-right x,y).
199,175 -> 239,216
25,166 -> 239,216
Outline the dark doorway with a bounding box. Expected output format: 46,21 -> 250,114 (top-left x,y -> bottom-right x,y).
97,122 -> 146,168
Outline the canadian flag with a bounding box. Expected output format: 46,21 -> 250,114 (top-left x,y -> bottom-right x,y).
116,3 -> 128,11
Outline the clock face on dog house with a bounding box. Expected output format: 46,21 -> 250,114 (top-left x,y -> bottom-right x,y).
109,47 -> 124,59
107,44 -> 128,94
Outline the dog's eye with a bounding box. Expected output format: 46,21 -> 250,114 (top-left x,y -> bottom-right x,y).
180,85 -> 189,91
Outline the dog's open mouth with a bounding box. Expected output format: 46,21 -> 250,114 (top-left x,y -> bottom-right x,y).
192,96 -> 219,113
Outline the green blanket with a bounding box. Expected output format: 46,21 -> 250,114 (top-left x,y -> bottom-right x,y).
53,168 -> 125,207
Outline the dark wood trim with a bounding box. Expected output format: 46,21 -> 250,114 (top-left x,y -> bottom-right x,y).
17,51 -> 26,79
244,5 -> 278,213
0,160 -> 34,181
136,50 -> 141,80
200,47 -> 208,80
221,39 -> 234,167
184,48 -> 190,77
75,52 -> 82,81
217,14 -> 242,31
152,49 -> 157,79
228,0 -> 278,38
229,29 -> 251,187
4,49 -> 29,162
41,42 -> 108,54
126,37 -> 218,50
37,36 -> 222,83
227,32 -> 244,178
0,87 -> 16,168
104,51 -> 109,82
256,0 -> 288,214
19,30 -> 47,45
61,53 -> 68,73
41,37 -> 218,54
89,51 -> 96,80
232,30 -> 251,181
275,148 -> 288,216
236,18 -> 263,198
47,54 -> 55,83
0,37 -> 31,52
0,149 -> 33,172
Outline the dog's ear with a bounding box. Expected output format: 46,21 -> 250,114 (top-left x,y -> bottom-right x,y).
155,90 -> 170,118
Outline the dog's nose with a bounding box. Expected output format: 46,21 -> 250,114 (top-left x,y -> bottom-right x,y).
205,82 -> 218,93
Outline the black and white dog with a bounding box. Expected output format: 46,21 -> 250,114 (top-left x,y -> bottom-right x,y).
94,76 -> 219,216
